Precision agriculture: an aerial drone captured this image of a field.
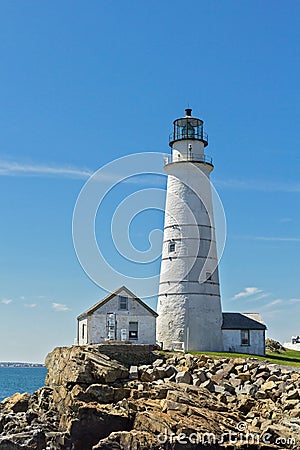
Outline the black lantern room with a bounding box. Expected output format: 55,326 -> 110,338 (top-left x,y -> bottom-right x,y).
169,108 -> 208,147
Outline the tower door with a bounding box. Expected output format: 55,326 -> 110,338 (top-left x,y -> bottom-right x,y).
107,313 -> 116,340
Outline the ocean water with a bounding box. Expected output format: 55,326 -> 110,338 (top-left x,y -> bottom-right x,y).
0,367 -> 48,402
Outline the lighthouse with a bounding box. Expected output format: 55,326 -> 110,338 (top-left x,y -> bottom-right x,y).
156,108 -> 224,352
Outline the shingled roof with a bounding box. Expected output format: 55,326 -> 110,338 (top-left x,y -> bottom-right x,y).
222,312 -> 266,330
77,286 -> 158,320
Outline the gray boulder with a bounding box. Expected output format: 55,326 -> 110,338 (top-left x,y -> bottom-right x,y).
175,371 -> 192,385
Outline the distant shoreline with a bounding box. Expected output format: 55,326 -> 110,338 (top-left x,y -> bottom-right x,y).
0,363 -> 45,368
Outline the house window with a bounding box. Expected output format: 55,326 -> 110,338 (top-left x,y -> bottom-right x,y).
169,241 -> 176,253
241,329 -> 250,346
119,296 -> 128,310
82,324 -> 86,340
129,322 -> 138,339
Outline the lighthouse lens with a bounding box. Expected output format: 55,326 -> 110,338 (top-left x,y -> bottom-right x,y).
182,120 -> 195,139
174,118 -> 203,141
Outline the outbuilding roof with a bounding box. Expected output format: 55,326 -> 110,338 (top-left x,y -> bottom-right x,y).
222,312 -> 266,330
77,285 -> 158,320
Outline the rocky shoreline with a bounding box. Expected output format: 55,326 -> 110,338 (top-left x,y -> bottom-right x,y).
0,344 -> 299,449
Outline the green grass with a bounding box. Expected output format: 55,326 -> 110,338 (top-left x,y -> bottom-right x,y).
191,349 -> 300,367
158,349 -> 300,367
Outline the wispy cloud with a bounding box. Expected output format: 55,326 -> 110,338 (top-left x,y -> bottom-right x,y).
1,298 -> 13,305
233,235 -> 300,243
254,236 -> 300,242
215,178 -> 300,193
250,292 -> 271,301
263,299 -> 283,308
288,298 -> 300,304
24,303 -> 37,308
0,160 -> 166,187
0,160 -> 93,179
52,302 -> 71,312
232,287 -> 262,300
260,297 -> 300,310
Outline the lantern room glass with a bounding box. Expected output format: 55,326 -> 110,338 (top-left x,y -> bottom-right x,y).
176,117 -> 202,140
169,116 -> 208,146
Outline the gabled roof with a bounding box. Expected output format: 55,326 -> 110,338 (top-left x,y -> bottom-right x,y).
77,286 -> 158,320
222,312 -> 266,330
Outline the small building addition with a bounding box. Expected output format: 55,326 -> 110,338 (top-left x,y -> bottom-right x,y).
222,313 -> 266,356
77,286 -> 157,345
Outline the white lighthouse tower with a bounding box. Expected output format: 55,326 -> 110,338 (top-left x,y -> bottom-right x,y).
157,108 -> 224,352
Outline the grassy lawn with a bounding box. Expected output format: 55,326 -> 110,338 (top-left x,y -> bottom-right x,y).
190,349 -> 300,367
158,349 -> 300,367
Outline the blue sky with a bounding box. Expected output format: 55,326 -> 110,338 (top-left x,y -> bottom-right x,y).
1,1 -> 300,362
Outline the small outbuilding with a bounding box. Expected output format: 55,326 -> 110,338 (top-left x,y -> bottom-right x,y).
222,312 -> 266,356
77,286 -> 158,345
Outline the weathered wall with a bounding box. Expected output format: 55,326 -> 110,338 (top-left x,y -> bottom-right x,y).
222,329 -> 265,356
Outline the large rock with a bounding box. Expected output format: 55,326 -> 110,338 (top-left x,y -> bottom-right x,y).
140,368 -> 156,382
23,430 -> 46,450
265,338 -> 286,353
175,370 -> 192,384
68,404 -> 133,450
45,346 -> 129,387
85,384 -> 115,403
45,346 -> 130,415
92,431 -> 159,450
261,380 -> 277,391
211,362 -> 235,383
0,440 -> 30,450
0,393 -> 30,413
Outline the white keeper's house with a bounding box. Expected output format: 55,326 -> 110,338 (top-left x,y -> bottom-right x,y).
77,286 -> 157,345
77,108 -> 267,356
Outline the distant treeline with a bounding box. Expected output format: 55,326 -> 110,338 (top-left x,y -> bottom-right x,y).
0,362 -> 45,368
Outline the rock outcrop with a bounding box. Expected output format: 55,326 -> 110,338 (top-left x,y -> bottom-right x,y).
265,339 -> 286,353
0,344 -> 300,449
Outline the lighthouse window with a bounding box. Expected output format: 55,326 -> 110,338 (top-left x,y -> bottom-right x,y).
169,242 -> 176,253
241,329 -> 250,346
